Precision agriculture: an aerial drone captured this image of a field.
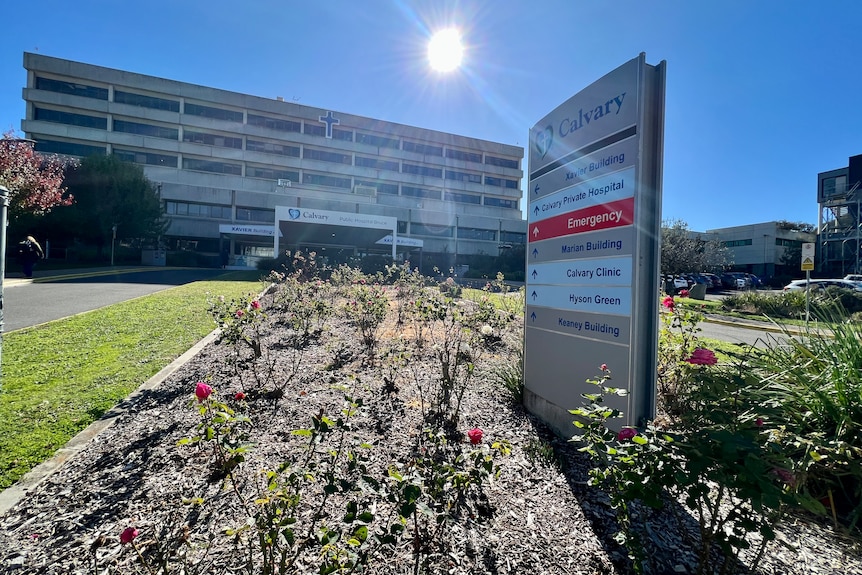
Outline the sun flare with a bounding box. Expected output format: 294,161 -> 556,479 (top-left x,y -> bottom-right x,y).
428,28 -> 464,72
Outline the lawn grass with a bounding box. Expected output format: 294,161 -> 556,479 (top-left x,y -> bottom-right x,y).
0,272 -> 261,490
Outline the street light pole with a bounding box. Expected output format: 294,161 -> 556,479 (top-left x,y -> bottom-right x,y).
0,185 -> 8,387
111,224 -> 117,266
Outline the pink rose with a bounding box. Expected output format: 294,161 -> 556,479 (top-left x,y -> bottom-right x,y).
679,289 -> 690,298
234,392 -> 246,401
617,427 -> 638,442
662,296 -> 675,310
235,309 -> 244,318
755,417 -> 764,427
600,363 -> 608,371
467,427 -> 483,445
120,527 -> 139,544
195,382 -> 213,402
251,300 -> 261,310
686,348 -> 718,366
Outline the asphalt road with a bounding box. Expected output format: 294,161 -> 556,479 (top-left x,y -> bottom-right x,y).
3,268 -> 233,332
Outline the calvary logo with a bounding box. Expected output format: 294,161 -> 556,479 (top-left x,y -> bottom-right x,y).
288,209 -> 301,220
534,125 -> 553,159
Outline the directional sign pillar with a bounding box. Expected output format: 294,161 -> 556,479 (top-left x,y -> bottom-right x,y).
523,54 -> 666,437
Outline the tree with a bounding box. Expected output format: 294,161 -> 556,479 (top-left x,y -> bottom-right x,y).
46,155 -> 166,254
0,131 -> 74,218
661,219 -> 732,275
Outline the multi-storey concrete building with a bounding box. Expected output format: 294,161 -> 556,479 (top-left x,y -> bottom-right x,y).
818,155 -> 862,277
705,222 -> 815,280
20,53 -> 525,268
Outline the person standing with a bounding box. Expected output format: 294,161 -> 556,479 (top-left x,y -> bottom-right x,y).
18,235 -> 44,278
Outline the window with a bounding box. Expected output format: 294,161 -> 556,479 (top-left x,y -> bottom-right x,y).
403,163 -> 442,178
485,176 -> 519,189
236,207 -> 275,222
722,239 -> 753,248
246,166 -> 299,181
485,155 -> 519,169
303,172 -> 352,189
113,119 -> 178,140
355,180 -> 399,195
776,238 -> 801,247
183,158 -> 242,175
397,221 -> 408,234
403,141 -> 443,156
444,191 -> 481,204
247,114 -> 301,133
500,231 -> 526,244
446,148 -> 481,163
183,130 -> 243,149
184,102 -> 243,123
303,147 -> 351,164
304,123 -> 325,136
356,156 -> 399,172
35,76 -> 107,100
333,128 -> 353,142
445,170 -> 482,184
822,175 -> 847,198
484,197 -> 517,209
113,148 -> 178,167
411,223 -> 453,237
34,139 -> 106,157
165,201 -> 231,219
246,139 -> 300,157
356,132 -> 399,149
114,90 -> 180,112
34,107 -> 107,130
458,227 -> 497,241
402,186 -> 441,200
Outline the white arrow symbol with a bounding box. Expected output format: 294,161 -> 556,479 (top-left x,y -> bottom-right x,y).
533,227 -> 539,237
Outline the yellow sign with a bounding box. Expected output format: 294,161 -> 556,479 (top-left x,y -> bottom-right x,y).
801,256 -> 814,271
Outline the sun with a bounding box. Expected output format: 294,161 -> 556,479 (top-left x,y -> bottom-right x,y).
428,28 -> 464,72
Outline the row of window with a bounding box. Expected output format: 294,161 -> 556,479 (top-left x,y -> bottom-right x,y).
33,77 -> 520,167
163,199 -> 526,244
32,137 -> 519,208
33,106 -> 519,187
722,239 -> 754,247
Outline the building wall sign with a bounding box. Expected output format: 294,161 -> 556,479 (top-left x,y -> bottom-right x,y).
218,224 -> 278,237
524,53 -> 666,437
278,206 -> 396,230
376,235 -> 424,247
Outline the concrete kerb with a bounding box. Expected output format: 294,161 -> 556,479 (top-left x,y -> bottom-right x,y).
0,329 -> 221,517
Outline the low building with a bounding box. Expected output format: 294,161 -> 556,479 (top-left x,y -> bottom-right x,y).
20,53 -> 526,269
705,222 -> 815,281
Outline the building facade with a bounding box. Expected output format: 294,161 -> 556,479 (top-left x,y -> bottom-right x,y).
20,53 -> 526,269
818,155 -> 862,277
705,222 -> 815,280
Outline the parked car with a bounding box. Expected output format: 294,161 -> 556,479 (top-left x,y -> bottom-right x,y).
700,273 -> 722,290
783,279 -> 862,292
844,274 -> 862,283
662,275 -> 689,294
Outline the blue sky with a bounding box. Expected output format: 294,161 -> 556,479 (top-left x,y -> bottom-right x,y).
1,0 -> 858,232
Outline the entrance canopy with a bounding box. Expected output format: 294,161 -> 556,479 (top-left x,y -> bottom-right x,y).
274,206 -> 398,259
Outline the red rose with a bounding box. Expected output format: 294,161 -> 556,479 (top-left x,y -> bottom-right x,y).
234,392 -> 246,401
120,527 -> 138,544
617,427 -> 638,442
251,300 -> 261,310
195,382 -> 213,402
467,427 -> 483,445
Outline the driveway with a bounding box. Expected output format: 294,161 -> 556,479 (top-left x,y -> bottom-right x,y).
3,267 -> 234,332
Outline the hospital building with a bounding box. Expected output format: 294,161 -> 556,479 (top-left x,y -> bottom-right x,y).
20,52 -> 526,269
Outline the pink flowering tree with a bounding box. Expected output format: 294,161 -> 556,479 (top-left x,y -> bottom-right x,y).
0,131 -> 75,218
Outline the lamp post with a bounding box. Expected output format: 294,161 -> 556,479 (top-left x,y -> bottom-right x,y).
111,224 -> 117,266
0,185 -> 7,386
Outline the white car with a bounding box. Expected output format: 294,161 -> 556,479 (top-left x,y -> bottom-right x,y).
783,279 -> 862,292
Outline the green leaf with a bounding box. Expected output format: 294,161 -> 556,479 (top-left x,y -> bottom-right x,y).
632,435 -> 648,445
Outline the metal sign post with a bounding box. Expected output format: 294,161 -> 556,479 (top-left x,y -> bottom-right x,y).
801,242 -> 815,326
